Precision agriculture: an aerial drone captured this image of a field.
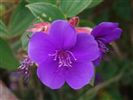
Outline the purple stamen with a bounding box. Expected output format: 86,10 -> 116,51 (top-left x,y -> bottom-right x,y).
49,50 -> 77,67
97,40 -> 109,53
18,57 -> 34,83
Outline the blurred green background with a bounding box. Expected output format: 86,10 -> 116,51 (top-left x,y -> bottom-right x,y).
0,0 -> 133,100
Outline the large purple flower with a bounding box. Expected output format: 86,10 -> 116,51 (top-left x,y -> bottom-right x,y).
91,22 -> 122,65
28,20 -> 100,89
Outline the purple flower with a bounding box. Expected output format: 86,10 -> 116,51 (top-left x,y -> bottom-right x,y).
91,22 -> 122,65
28,20 -> 100,89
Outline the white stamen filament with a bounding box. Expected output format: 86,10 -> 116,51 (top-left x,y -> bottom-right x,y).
49,50 -> 77,67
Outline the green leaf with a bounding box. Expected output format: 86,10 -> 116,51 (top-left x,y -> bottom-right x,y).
21,31 -> 31,50
0,20 -> 9,38
21,19 -> 41,50
88,0 -> 103,8
60,0 -> 94,17
26,2 -> 65,21
8,0 -> 34,37
0,38 -> 19,70
26,0 -> 56,4
89,75 -> 95,86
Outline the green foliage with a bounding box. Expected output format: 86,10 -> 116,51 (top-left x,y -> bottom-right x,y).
79,19 -> 95,27
97,60 -> 120,80
0,20 -> 9,38
21,19 -> 42,50
121,60 -> 133,85
26,0 -> 103,20
26,0 -> 56,4
98,88 -> 122,100
26,2 -> 65,21
60,0 -> 102,17
93,9 -> 110,24
89,75 -> 95,86
113,0 -> 132,21
0,4 -> 6,18
21,31 -> 31,50
0,38 -> 19,70
88,0 -> 103,8
107,88 -> 122,100
8,0 -> 34,37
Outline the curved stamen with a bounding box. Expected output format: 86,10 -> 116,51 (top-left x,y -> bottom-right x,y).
97,40 -> 109,53
49,50 -> 77,67
66,51 -> 77,61
18,57 -> 34,83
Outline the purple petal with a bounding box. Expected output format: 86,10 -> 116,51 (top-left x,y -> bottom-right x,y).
66,62 -> 94,89
91,22 -> 122,44
37,59 -> 65,89
71,33 -> 100,62
28,32 -> 56,64
93,52 -> 103,66
49,20 -> 77,49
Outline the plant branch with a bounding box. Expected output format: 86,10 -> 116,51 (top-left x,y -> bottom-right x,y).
78,72 -> 123,100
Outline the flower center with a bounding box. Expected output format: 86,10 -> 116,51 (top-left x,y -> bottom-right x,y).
49,50 -> 77,67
